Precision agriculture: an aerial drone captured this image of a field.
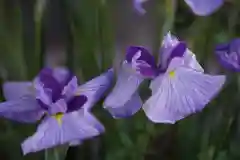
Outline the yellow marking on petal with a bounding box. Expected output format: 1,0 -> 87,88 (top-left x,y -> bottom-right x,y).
169,71 -> 175,78
53,113 -> 64,125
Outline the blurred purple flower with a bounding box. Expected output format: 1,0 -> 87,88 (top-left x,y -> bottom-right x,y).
134,0 -> 224,16
104,46 -> 158,118
215,39 -> 240,71
143,33 -> 226,123
0,67 -> 113,154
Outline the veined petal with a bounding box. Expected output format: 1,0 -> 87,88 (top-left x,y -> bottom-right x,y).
144,59 -> 226,123
185,0 -> 224,16
104,64 -> 144,117
76,69 -> 114,110
21,111 -> 104,155
3,82 -> 34,100
0,96 -> 44,123
106,92 -> 142,118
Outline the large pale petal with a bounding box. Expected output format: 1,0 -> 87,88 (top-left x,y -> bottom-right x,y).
21,111 -> 103,154
144,65 -> 226,123
76,69 -> 114,110
3,82 -> 33,100
0,96 -> 44,123
104,65 -> 144,117
185,0 -> 224,16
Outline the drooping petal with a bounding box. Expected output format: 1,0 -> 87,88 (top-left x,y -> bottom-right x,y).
215,39 -> 240,71
104,64 -> 143,118
143,58 -> 226,123
133,0 -> 148,14
0,96 -> 44,123
21,111 -> 103,154
184,0 -> 224,16
3,82 -> 33,100
76,69 -> 114,110
106,92 -> 142,118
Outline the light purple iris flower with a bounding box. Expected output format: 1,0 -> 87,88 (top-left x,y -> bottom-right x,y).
104,46 -> 158,118
134,0 -> 224,16
105,32 -> 226,123
215,39 -> 240,71
143,33 -> 226,123
0,67 -> 113,154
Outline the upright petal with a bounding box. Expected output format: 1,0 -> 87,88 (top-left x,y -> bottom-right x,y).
21,111 -> 103,154
184,0 -> 224,16
62,76 -> 78,100
104,64 -> 143,118
38,68 -> 62,102
0,96 -> 44,123
76,69 -> 114,110
3,82 -> 33,100
160,33 -> 204,72
143,58 -> 226,123
52,67 -> 72,85
126,46 -> 158,78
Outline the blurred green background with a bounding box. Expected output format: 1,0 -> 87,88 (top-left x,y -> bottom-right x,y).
0,0 -> 240,159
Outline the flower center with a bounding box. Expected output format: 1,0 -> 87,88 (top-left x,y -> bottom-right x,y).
168,70 -> 175,78
53,112 -> 64,125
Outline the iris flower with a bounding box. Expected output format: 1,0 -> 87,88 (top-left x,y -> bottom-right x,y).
215,39 -> 240,71
134,0 -> 224,16
104,33 -> 226,123
0,67 -> 113,154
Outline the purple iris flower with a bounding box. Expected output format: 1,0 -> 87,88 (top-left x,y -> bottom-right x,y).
215,39 -> 240,71
134,0 -> 224,16
104,46 -> 158,118
0,67 -> 113,154
105,32 -> 226,124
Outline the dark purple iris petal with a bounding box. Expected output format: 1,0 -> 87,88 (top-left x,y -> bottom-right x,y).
66,95 -> 87,112
126,46 -> 157,69
38,68 -> 62,102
